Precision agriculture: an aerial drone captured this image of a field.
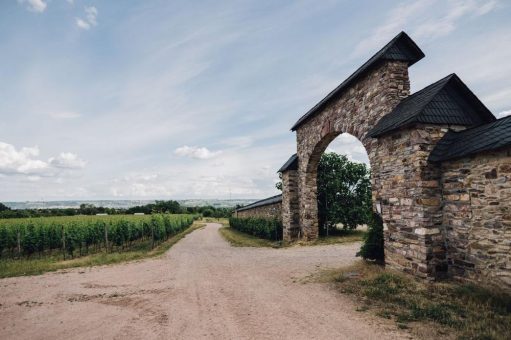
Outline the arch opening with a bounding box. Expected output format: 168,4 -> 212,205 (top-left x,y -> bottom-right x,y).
302,131 -> 374,241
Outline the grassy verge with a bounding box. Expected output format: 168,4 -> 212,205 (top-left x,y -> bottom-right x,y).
218,222 -> 365,248
303,229 -> 366,246
318,261 -> 511,339
219,226 -> 281,248
0,221 -> 204,279
203,217 -> 229,226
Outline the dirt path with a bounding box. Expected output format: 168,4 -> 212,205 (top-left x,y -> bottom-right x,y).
0,223 -> 409,340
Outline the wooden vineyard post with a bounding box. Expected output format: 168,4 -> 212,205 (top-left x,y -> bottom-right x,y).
104,223 -> 109,253
62,225 -> 66,260
17,228 -> 21,258
151,223 -> 155,249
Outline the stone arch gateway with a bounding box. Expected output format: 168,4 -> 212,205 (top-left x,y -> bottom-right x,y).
279,31 -> 510,284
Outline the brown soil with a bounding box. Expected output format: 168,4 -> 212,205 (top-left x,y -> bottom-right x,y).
0,223 -> 410,339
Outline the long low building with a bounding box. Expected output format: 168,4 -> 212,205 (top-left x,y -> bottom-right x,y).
235,194 -> 282,220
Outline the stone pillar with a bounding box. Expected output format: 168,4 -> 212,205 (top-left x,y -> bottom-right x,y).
299,165 -> 320,241
282,169 -> 300,241
375,126 -> 449,279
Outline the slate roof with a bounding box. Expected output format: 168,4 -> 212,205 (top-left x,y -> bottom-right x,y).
278,154 -> 298,173
291,31 -> 425,131
429,115 -> 511,162
367,74 -> 496,138
236,194 -> 282,212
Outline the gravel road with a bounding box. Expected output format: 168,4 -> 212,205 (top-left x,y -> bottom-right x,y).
0,223 -> 408,340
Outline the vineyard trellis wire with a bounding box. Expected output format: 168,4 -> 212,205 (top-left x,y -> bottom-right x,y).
0,214 -> 197,260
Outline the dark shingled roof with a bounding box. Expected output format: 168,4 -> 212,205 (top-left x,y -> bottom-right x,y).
291,31 -> 425,131
236,194 -> 282,212
367,74 -> 496,138
429,115 -> 511,162
278,154 -> 298,173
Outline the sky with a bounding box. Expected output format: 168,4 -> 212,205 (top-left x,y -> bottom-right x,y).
1,0 -> 510,201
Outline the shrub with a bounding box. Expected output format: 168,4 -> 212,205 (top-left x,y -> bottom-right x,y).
229,217 -> 282,241
357,212 -> 384,262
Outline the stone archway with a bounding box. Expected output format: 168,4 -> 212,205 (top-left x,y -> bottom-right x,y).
300,129 -> 373,241
281,32 -> 448,280
293,53 -> 413,241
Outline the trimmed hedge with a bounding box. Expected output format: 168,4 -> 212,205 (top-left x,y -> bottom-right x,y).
229,217 -> 282,241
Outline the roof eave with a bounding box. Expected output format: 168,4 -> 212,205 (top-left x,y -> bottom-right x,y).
290,31 -> 424,132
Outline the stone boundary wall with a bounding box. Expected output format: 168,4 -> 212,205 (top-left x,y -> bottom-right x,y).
235,197 -> 282,221
441,148 -> 511,289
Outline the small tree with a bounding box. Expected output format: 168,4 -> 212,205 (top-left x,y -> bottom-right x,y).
275,152 -> 372,234
357,212 -> 384,263
317,153 -> 371,234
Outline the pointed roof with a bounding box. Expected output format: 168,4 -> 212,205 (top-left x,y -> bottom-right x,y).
291,31 -> 425,131
429,115 -> 511,162
278,154 -> 298,173
367,74 -> 495,138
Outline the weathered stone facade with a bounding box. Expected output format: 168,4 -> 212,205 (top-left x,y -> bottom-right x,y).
282,170 -> 300,240
236,200 -> 282,221
441,149 -> 511,288
277,31 -> 511,288
293,60 -> 410,241
287,60 -> 452,279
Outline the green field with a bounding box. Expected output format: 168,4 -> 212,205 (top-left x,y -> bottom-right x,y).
0,214 -> 197,260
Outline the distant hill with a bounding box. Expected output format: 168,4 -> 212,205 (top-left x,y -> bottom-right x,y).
4,199 -> 257,210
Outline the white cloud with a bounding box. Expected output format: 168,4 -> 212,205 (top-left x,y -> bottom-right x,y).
48,152 -> 86,169
413,0 -> 499,40
174,145 -> 222,160
49,111 -> 81,119
0,142 -> 49,175
85,6 -> 98,25
353,0 -> 434,57
354,0 -> 498,57
18,0 -> 47,12
76,6 -> 98,30
497,109 -> 511,118
326,133 -> 369,165
110,173 -> 175,197
76,18 -> 91,30
0,142 -> 85,178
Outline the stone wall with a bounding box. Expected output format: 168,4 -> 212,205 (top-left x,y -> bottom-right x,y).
295,60 -> 411,242
236,201 -> 282,221
279,35 -> 511,286
293,60 -> 455,278
441,148 -> 511,289
373,125 -> 452,278
282,170 -> 300,241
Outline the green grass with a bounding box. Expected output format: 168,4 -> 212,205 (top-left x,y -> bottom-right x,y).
318,261 -> 511,340
219,226 -> 282,248
304,229 -> 366,246
203,217 -> 229,226
0,221 -> 204,278
218,221 -> 365,248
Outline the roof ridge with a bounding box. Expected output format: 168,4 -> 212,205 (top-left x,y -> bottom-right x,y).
447,114 -> 510,136
406,74 -> 454,119
235,194 -> 283,212
410,73 -> 456,97
290,31 -> 424,131
368,73 -> 495,138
